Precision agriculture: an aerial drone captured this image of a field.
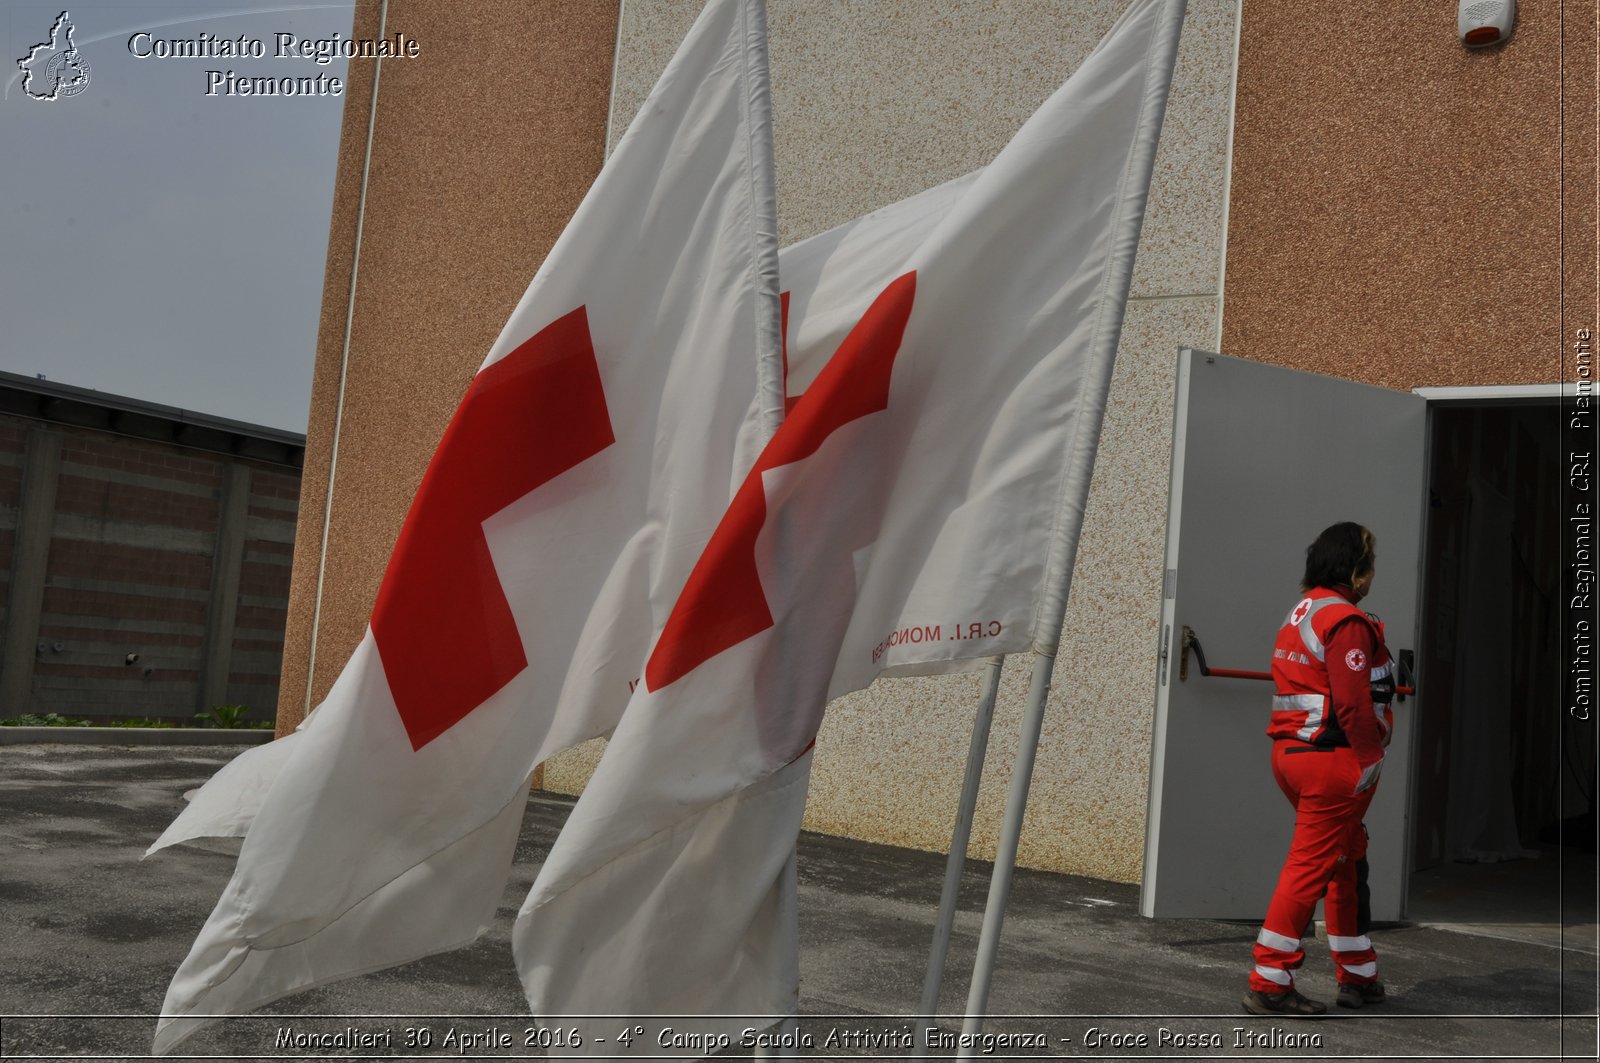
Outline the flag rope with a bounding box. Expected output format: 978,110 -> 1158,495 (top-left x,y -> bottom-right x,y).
302,0 -> 390,726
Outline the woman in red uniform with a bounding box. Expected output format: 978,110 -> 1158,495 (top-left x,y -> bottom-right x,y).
1243,522 -> 1395,1016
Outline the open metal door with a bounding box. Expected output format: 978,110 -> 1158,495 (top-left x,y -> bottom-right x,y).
1141,350 -> 1425,920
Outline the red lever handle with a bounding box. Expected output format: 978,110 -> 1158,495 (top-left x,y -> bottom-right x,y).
1181,626 -> 1414,696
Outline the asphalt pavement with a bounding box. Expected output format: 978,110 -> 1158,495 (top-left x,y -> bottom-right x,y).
0,743 -> 1594,1061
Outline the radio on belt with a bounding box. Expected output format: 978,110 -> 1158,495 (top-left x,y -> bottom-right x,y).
1458,0 -> 1516,48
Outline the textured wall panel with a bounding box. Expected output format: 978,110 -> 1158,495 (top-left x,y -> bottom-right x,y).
1221,3 -> 1566,388
278,0 -> 621,729
1564,3 -> 1598,365
607,0 -> 1236,296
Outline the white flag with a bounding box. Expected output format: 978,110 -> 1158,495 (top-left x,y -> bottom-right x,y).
152,0 -> 780,1052
514,0 -> 1186,1049
145,143 -> 977,864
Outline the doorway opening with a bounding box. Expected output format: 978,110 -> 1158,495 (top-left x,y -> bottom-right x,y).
1409,398 -> 1595,948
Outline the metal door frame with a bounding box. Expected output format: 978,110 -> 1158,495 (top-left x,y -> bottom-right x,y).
1404,382 -> 1573,902
1140,366 -> 1570,920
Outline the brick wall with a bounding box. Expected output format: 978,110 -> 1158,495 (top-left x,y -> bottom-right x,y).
0,418 -> 26,639
0,415 -> 300,723
228,469 -> 300,713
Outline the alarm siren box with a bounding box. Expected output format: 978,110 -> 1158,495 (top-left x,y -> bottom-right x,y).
1458,0 -> 1515,48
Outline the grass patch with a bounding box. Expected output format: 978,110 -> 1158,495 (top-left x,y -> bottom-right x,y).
1,712 -> 273,729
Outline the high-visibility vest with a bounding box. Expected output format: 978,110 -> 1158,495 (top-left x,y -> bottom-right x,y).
1269,588 -> 1394,747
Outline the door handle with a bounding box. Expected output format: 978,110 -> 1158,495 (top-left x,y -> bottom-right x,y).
1180,625 -> 1272,682
1396,649 -> 1415,704
1181,626 -> 1415,695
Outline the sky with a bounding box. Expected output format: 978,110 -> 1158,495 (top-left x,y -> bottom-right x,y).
3,1 -> 359,433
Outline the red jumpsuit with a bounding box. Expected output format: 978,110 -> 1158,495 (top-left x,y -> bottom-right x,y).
1249,586 -> 1393,995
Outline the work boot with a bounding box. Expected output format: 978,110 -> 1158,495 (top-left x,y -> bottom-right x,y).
1241,988 -> 1327,1016
1337,981 -> 1386,1009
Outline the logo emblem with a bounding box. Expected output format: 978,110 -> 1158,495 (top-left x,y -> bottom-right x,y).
17,12 -> 91,101
1289,598 -> 1313,626
1345,648 -> 1368,672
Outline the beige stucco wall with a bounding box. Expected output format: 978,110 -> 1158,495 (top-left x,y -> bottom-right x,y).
541,0 -> 1241,883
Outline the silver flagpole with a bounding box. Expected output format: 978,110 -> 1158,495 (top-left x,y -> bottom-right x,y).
744,0 -> 791,1055
912,656 -> 1003,1059
956,651 -> 1054,1055
952,1 -> 1184,1052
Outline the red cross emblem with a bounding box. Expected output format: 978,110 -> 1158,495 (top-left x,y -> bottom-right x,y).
371,306 -> 615,751
1289,598 -> 1313,626
646,271 -> 916,692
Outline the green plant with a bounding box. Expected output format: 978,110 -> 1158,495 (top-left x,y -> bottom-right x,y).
1,712 -> 91,727
194,703 -> 253,729
104,717 -> 177,728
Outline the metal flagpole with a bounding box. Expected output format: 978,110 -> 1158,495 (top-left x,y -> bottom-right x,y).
951,2 -> 1185,1052
956,651 -> 1054,1056
743,1 -> 792,1055
911,656 -> 1004,1059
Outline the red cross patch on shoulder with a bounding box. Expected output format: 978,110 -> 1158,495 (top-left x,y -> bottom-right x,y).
1345,648 -> 1368,672
1289,598 -> 1313,626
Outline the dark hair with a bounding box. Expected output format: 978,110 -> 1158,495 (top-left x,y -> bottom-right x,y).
1301,522 -> 1375,592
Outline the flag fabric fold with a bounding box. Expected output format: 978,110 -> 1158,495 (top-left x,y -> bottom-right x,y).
513,0 -> 1186,1050
145,728 -> 308,855
153,0 -> 780,1052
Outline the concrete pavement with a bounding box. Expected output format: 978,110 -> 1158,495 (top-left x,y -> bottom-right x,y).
0,743 -> 1594,1061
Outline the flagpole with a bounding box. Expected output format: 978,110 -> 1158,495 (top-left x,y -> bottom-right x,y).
742,0 -> 784,445
912,655 -> 1003,1058
739,1 -> 791,1057
950,2 -> 1186,1052
956,650 -> 1054,1056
